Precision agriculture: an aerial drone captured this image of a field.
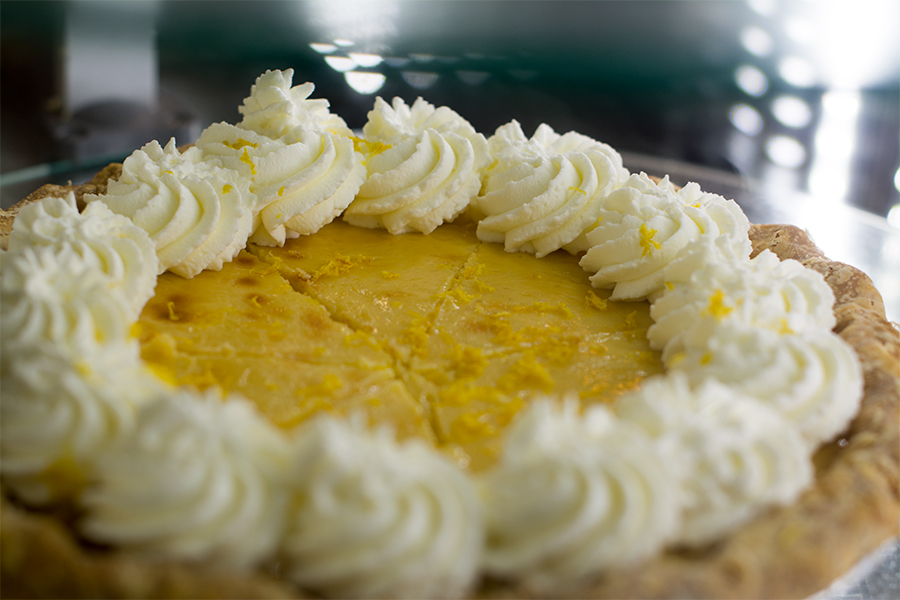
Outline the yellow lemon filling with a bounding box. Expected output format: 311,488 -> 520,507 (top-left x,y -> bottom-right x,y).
137,217 -> 664,470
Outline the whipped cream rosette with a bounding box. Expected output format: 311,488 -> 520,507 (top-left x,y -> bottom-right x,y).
666,322 -> 863,447
480,400 -> 680,591
0,343 -> 152,505
344,97 -> 490,234
617,374 -> 813,546
238,68 -> 353,139
282,415 -> 482,599
81,389 -> 292,569
579,173 -> 751,300
85,139 -> 256,278
196,121 -> 365,246
474,121 -> 630,257
6,193 -> 159,315
0,246 -> 135,362
0,247 -> 154,504
648,235 -> 836,352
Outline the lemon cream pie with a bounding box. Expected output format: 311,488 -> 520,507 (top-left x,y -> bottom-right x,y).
1,69 -> 898,599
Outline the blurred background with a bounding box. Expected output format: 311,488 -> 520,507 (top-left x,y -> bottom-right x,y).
2,0 -> 899,317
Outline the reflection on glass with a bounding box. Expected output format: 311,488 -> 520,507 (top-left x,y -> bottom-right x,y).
456,70 -> 490,86
746,0 -> 777,17
735,65 -> 768,97
766,135 -> 806,168
401,71 -> 439,89
783,17 -> 814,44
384,56 -> 411,68
740,27 -> 773,57
771,96 -> 812,129
309,43 -> 337,54
348,52 -> 383,67
302,0 -> 398,48
345,71 -> 386,94
888,204 -> 900,230
808,91 -> 861,202
805,0 -> 897,89
778,56 -> 816,88
410,53 -> 435,63
324,56 -> 357,72
729,104 -> 764,136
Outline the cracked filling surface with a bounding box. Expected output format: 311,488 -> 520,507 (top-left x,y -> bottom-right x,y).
137,217 -> 664,471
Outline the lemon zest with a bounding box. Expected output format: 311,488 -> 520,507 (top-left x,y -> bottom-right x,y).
586,290 -> 608,311
704,289 -> 733,321
240,148 -> 257,175
639,223 -> 662,257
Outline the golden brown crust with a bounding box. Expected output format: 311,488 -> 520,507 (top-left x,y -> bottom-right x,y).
1,179 -> 898,599
0,492 -> 296,599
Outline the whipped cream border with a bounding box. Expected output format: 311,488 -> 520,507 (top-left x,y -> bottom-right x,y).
0,72 -> 865,599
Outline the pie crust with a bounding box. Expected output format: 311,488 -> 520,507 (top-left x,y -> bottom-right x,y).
1,171 -> 898,599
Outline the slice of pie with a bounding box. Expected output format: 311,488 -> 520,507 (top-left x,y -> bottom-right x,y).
1,71 -> 897,599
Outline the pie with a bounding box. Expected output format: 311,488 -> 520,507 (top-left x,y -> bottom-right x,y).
1,70 -> 898,599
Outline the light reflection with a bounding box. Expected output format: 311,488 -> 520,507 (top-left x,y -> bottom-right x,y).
402,71 -> 439,90
324,56 -> 357,72
766,135 -> 806,168
384,56 -> 411,68
348,52 -> 383,67
309,42 -> 337,54
778,56 -> 817,88
740,27 -> 773,57
803,0 -> 898,89
808,91 -> 861,202
410,53 -> 435,63
888,204 -> 900,230
894,167 -> 900,192
344,71 -> 386,94
729,104 -> 763,136
456,70 -> 490,86
301,1 -> 398,48
735,65 -> 768,97
727,130 -> 760,167
746,0 -> 777,16
783,18 -> 814,44
771,96 -> 812,129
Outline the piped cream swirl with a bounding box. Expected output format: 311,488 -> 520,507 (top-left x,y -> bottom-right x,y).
86,139 -> 256,278
579,174 -> 751,300
197,122 -> 365,246
7,193 -> 158,315
81,389 -> 292,569
0,246 -> 134,360
282,415 -> 482,599
238,69 -> 352,139
666,324 -> 863,447
649,237 -> 836,352
345,97 -> 490,234
474,121 -> 630,257
618,374 -> 813,546
480,400 -> 680,591
0,247 -> 151,504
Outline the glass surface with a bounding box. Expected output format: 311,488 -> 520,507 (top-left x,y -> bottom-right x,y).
3,0 -> 899,218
